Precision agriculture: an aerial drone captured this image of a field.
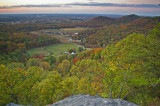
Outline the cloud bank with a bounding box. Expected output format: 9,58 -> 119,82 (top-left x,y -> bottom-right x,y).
0,4 -> 62,9
69,2 -> 160,8
0,2 -> 160,9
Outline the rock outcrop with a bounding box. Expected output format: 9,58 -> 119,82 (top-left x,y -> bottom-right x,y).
47,94 -> 138,106
6,94 -> 138,106
6,103 -> 31,106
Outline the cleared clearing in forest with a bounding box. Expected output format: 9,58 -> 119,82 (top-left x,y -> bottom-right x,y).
27,43 -> 78,57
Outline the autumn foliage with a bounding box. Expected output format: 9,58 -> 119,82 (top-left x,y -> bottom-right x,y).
0,15 -> 160,106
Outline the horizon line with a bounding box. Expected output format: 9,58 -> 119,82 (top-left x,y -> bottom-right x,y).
0,13 -> 159,17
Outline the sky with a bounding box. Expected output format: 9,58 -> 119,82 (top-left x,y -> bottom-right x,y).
0,0 -> 160,16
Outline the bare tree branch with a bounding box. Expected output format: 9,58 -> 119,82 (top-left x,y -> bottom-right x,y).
118,83 -> 123,99
123,91 -> 133,100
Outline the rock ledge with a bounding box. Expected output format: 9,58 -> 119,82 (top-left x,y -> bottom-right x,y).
47,94 -> 138,106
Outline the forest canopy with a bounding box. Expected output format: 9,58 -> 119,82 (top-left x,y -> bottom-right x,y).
0,23 -> 160,105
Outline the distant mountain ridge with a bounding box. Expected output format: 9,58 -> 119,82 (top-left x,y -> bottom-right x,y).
80,16 -> 115,27
90,16 -> 115,22
73,14 -> 160,48
79,14 -> 155,27
117,14 -> 141,22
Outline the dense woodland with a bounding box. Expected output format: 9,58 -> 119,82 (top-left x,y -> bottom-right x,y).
0,14 -> 160,105
73,15 -> 160,47
0,32 -> 60,64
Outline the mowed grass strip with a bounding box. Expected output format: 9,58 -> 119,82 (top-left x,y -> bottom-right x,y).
27,44 -> 78,57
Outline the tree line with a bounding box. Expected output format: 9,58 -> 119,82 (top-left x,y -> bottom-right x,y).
0,32 -> 60,64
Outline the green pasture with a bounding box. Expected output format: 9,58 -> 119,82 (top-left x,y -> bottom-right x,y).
44,27 -> 89,33
27,43 -> 78,57
60,27 -> 89,32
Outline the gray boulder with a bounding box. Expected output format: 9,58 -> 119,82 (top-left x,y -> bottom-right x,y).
47,94 -> 138,106
6,103 -> 24,106
6,103 -> 31,106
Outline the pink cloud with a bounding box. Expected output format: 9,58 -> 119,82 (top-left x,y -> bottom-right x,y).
0,6 -> 159,16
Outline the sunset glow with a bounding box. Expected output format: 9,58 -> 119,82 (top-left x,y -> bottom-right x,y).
0,0 -> 160,16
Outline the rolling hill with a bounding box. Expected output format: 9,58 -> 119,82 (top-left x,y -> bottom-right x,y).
73,14 -> 160,47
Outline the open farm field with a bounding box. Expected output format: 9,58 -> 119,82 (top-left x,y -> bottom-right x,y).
31,27 -> 90,34
27,43 -> 78,57
60,27 -> 89,32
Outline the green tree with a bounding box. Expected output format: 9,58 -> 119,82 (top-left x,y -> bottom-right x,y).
57,59 -> 71,77
149,23 -> 160,38
31,71 -> 73,105
7,62 -> 25,69
22,66 -> 45,104
26,58 -> 42,68
70,59 -> 104,95
0,64 -> 26,105
101,33 -> 160,103
43,56 -> 56,65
